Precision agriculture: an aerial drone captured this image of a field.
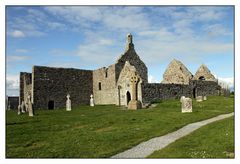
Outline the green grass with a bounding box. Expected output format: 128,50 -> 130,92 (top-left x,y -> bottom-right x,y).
148,116 -> 234,158
6,96 -> 234,158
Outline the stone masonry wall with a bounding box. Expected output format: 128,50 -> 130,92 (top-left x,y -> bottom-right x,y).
142,83 -> 192,103
7,96 -> 19,110
142,80 -> 220,103
191,80 -> 221,97
93,64 -> 117,104
33,66 -> 93,109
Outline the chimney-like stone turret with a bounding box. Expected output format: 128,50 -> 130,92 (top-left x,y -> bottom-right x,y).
125,33 -> 135,52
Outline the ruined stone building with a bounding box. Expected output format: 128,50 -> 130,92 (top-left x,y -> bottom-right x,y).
19,34 -> 221,110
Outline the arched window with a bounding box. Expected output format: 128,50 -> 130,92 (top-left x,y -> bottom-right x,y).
199,76 -> 205,80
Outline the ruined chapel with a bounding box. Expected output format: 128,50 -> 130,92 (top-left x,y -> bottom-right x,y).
19,34 -> 221,110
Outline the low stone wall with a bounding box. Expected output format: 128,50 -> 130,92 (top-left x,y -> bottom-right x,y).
191,80 -> 221,96
7,96 -> 19,110
142,83 -> 192,103
142,80 -> 220,103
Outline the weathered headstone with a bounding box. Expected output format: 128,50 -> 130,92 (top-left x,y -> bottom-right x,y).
180,96 -> 185,103
90,94 -> 94,107
66,94 -> 71,111
27,94 -> 34,117
128,73 -> 142,110
25,102 -> 28,112
196,96 -> 203,102
7,101 -> 11,110
17,104 -> 21,115
203,96 -> 207,101
21,101 -> 26,113
181,97 -> 192,113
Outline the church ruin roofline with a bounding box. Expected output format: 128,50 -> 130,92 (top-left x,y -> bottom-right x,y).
161,58 -> 194,85
193,64 -> 216,81
32,65 -> 93,72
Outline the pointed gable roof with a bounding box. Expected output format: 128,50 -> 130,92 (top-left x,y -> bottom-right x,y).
193,64 -> 216,81
115,33 -> 148,83
162,59 -> 193,85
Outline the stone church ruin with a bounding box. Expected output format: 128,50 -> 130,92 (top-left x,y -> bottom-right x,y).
19,34 -> 221,110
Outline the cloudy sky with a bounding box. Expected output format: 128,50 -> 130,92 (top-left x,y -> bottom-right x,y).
6,6 -> 234,96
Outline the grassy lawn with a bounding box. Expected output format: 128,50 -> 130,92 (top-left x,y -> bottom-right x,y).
148,116 -> 234,158
6,96 -> 234,158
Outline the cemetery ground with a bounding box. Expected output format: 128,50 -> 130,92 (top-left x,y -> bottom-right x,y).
6,96 -> 234,158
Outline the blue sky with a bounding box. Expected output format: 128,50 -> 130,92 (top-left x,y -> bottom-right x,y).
6,6 -> 234,96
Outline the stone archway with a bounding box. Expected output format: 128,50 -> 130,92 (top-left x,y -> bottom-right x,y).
126,91 -> 131,105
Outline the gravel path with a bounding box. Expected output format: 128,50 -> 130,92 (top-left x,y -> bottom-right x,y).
111,112 -> 234,158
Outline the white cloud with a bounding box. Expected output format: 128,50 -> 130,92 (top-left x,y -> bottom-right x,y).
47,22 -> 67,30
6,75 -> 19,96
7,9 -> 47,37
76,42 -> 117,68
44,6 -> 150,31
203,24 -> 231,37
135,28 -> 233,65
15,49 -> 29,53
148,75 -> 159,83
9,30 -> 25,38
44,6 -> 102,26
7,55 -> 30,62
217,77 -> 234,88
98,39 -> 114,46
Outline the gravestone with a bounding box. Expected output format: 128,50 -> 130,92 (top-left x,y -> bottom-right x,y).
17,105 -> 21,115
90,94 -> 94,107
66,94 -> 71,111
181,97 -> 192,113
196,96 -> 203,102
21,101 -> 26,113
27,94 -> 34,117
7,101 -> 11,110
203,96 -> 207,100
180,96 -> 185,103
128,73 -> 142,110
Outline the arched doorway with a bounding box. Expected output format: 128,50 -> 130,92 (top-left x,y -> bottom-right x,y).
126,91 -> 131,105
48,100 -> 54,110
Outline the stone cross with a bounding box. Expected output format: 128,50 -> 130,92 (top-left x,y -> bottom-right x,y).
66,94 -> 71,111
130,75 -> 139,101
90,94 -> 94,107
128,72 -> 142,110
196,96 -> 203,102
27,94 -> 34,117
181,97 -> 192,113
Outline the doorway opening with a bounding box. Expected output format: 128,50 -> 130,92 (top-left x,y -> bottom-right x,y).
48,100 -> 54,110
193,88 -> 196,98
126,91 -> 131,105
